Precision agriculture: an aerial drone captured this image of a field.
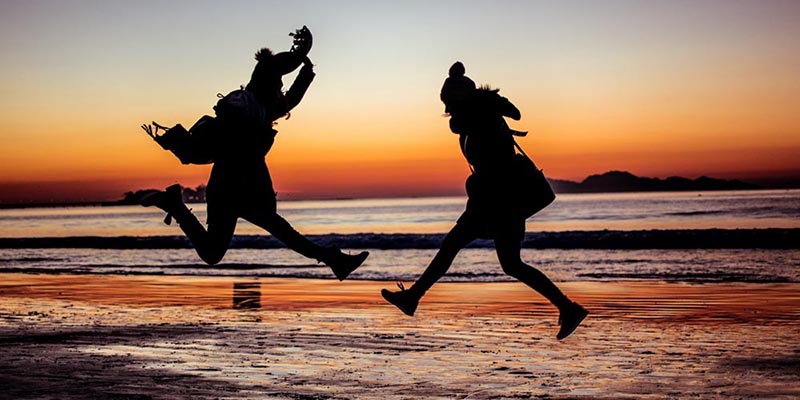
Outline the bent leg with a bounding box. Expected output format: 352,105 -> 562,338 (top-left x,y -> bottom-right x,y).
141,185 -> 236,265
173,207 -> 236,265
495,237 -> 570,310
408,222 -> 476,298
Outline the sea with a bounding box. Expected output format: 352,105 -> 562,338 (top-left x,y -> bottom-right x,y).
1,190 -> 798,283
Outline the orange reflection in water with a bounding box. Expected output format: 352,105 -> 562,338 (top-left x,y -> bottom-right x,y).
1,274 -> 798,324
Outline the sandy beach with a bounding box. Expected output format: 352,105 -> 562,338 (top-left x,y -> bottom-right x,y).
0,274 -> 798,399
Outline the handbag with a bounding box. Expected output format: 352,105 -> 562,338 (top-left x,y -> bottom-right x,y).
512,139 -> 556,219
145,116 -> 218,165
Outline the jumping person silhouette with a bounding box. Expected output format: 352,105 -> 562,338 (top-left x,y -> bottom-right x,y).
139,27 -> 368,279
382,62 -> 588,340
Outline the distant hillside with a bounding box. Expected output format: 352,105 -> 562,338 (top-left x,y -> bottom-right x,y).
548,171 -> 759,193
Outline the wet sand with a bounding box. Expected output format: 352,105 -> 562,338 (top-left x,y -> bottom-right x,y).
1,274 -> 798,399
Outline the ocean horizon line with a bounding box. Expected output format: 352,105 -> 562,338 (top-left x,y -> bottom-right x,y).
2,186 -> 799,211
4,169 -> 800,209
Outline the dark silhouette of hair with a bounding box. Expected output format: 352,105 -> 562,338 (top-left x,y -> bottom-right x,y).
449,61 -> 466,77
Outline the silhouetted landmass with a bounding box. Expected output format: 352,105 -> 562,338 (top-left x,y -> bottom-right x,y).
119,185 -> 207,205
548,170 -> 760,193
1,229 -> 797,249
0,185 -> 208,209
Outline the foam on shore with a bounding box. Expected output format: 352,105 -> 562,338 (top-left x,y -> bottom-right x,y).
1,228 -> 798,249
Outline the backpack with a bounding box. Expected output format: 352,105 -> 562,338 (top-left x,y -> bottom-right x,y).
145,89 -> 274,165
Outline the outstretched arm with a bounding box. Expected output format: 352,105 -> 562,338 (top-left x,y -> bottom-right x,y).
284,57 -> 316,113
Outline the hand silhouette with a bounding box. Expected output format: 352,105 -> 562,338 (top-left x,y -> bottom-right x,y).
141,121 -> 171,139
289,25 -> 312,55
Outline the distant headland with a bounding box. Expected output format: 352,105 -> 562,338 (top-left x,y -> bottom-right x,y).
548,170 -> 759,193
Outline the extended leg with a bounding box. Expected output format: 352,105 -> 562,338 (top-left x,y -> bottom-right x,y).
382,222 -> 476,316
244,212 -> 368,280
495,237 -> 587,339
245,212 -> 322,259
409,222 -> 476,297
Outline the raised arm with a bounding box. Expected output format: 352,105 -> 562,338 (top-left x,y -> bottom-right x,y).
284,57 -> 316,113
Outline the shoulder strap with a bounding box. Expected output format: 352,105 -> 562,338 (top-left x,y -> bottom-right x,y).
513,138 -> 530,159
460,134 -> 475,173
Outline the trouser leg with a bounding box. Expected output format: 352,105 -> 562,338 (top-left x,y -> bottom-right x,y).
408,223 -> 476,298
171,204 -> 236,265
244,212 -> 325,260
494,237 -> 571,310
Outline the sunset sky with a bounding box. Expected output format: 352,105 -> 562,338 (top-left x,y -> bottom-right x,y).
1,0 -> 798,203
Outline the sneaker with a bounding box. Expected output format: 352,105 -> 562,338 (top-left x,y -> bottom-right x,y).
322,249 -> 369,281
381,283 -> 419,316
139,184 -> 184,225
556,301 -> 588,340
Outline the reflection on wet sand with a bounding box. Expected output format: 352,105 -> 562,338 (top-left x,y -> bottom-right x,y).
232,281 -> 261,309
1,274 -> 798,322
1,274 -> 799,398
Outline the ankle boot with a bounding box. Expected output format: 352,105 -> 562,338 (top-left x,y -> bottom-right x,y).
318,247 -> 369,281
381,282 -> 420,316
140,184 -> 190,225
556,301 -> 588,340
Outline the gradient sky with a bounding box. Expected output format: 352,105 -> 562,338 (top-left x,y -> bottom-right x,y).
1,0 -> 798,202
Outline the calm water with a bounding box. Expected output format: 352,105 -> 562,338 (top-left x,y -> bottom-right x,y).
1,189 -> 798,283
0,190 -> 798,238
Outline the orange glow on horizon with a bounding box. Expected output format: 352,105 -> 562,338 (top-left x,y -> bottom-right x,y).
1,2 -> 799,203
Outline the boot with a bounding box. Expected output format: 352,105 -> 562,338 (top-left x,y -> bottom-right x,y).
556,301 -> 588,340
318,248 -> 369,281
381,282 -> 419,316
139,184 -> 188,225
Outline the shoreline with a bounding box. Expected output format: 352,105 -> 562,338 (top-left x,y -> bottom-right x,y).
2,228 -> 799,249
